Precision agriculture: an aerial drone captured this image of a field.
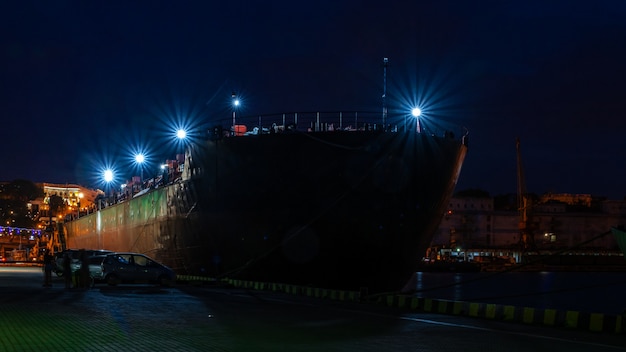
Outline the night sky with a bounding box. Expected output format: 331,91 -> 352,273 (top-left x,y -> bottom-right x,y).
1,1 -> 625,199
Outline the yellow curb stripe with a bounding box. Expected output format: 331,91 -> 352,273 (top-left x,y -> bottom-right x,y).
468,302 -> 480,317
522,307 -> 534,324
565,311 -> 579,329
485,304 -> 496,319
589,313 -> 603,332
543,309 -> 556,326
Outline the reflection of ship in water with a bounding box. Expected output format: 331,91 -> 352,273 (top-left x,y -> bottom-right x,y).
63,108 -> 468,293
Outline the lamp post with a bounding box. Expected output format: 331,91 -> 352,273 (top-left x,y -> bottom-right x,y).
232,92 -> 239,133
176,129 -> 187,174
176,129 -> 187,145
131,153 -> 146,190
103,169 -> 114,184
412,107 -> 422,133
161,163 -> 170,185
134,153 -> 145,187
103,168 -> 114,206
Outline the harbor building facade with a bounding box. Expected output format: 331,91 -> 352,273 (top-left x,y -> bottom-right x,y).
431,193 -> 626,264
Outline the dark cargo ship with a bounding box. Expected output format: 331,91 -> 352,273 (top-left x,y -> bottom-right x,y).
64,110 -> 467,293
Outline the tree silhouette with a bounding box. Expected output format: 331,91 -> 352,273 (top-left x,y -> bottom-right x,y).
48,194 -> 66,218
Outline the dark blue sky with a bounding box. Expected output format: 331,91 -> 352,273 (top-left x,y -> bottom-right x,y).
1,1 -> 625,199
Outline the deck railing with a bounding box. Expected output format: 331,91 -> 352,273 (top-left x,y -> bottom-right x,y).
210,111 -> 465,140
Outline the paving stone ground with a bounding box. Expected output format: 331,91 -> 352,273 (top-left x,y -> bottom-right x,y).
1,267 -> 624,352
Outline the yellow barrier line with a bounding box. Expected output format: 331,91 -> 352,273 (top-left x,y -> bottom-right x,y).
452,301 -> 463,315
424,298 -> 433,312
468,302 -> 480,317
410,297 -> 420,310
565,311 -> 579,329
589,313 -> 604,332
438,300 -> 448,314
503,305 -> 515,321
543,309 -> 556,326
485,304 -> 496,319
398,295 -> 407,308
522,307 -> 534,324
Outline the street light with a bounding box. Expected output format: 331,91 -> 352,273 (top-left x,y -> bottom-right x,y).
411,107 -> 422,133
232,92 -> 239,132
134,153 -> 145,183
176,128 -> 187,170
103,169 -> 114,183
161,163 -> 170,184
103,168 -> 114,206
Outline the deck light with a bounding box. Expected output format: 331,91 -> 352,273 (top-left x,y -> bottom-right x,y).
412,107 -> 422,133
134,153 -> 145,181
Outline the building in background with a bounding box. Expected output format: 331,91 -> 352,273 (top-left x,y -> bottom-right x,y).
38,183 -> 102,216
430,193 -> 626,266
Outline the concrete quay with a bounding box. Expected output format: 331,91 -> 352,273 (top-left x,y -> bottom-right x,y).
0,267 -> 624,352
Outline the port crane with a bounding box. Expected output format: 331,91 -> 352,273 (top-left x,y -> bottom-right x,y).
516,138 -> 536,251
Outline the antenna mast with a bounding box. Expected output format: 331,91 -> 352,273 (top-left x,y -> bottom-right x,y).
382,57 -> 388,128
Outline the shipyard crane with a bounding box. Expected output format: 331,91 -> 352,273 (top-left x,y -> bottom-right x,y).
516,138 -> 536,251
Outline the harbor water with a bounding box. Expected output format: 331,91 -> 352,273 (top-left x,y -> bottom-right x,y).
408,271 -> 626,315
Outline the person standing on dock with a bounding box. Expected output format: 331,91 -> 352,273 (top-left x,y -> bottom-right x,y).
42,252 -> 54,287
77,249 -> 90,288
63,252 -> 72,289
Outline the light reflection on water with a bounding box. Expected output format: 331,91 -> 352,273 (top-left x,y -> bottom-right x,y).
410,271 -> 626,315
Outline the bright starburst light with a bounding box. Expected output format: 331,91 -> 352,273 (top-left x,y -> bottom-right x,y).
387,58 -> 467,136
134,153 -> 145,164
103,169 -> 114,183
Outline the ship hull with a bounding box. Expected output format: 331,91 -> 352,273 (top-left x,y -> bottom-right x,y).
65,130 -> 466,293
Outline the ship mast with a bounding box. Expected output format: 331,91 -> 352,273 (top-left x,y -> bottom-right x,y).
382,57 -> 388,128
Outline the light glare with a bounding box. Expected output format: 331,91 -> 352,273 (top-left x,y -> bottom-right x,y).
103,169 -> 114,183
135,153 -> 145,164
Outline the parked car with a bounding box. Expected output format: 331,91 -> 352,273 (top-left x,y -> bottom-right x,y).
92,252 -> 176,286
54,249 -> 114,277
87,255 -> 109,283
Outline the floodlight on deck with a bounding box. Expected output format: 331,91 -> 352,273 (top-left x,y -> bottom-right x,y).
103,169 -> 114,183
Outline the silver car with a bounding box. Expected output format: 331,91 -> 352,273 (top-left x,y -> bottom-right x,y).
93,252 -> 176,286
54,249 -> 113,277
